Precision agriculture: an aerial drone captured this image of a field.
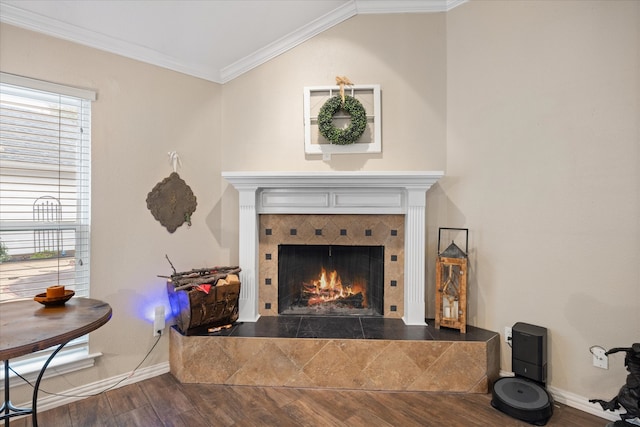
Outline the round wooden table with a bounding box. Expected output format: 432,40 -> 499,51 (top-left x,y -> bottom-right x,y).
0,297 -> 112,427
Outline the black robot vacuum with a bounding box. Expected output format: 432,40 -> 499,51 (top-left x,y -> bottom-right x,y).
491,322 -> 554,426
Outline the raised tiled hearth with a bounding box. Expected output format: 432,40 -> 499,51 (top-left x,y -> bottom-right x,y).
169,317 -> 500,393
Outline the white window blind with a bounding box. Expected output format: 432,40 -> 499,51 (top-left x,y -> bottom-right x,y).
0,73 -> 95,379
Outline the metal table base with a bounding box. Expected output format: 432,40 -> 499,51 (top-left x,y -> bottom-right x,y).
2,342 -> 66,427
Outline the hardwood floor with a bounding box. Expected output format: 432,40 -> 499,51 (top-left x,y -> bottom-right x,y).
11,373 -> 609,426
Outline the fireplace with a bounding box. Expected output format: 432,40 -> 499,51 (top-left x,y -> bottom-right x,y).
222,171 -> 443,325
278,244 -> 384,316
175,172 -> 500,395
259,213 -> 403,318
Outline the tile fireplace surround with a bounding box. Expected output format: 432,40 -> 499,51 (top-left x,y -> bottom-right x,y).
222,170 -> 444,326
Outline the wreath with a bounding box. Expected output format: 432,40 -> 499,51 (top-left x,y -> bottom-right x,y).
318,95 -> 367,145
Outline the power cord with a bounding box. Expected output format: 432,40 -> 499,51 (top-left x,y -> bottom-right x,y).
10,333 -> 163,398
589,344 -> 607,356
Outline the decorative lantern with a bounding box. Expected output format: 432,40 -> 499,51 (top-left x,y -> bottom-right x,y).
435,228 -> 468,333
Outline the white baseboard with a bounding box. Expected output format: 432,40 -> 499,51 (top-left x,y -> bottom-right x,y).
547,384 -> 624,423
16,361 -> 170,414
499,370 -> 620,422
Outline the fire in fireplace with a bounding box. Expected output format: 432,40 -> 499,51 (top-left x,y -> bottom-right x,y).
278,244 -> 384,316
304,267 -> 365,307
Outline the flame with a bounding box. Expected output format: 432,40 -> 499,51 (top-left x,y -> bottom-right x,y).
304,267 -> 367,307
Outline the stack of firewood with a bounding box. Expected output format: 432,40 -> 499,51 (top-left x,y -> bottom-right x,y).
165,264 -> 242,335
168,266 -> 241,291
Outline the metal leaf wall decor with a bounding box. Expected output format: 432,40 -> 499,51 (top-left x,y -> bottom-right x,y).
146,172 -> 197,233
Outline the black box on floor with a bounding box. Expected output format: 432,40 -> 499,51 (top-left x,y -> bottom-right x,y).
512,322 -> 547,384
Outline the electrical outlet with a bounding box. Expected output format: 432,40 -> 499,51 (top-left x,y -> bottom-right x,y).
592,346 -> 608,369
153,305 -> 165,337
504,326 -> 512,344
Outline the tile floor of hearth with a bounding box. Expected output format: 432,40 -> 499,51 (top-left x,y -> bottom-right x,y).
195,316 -> 497,341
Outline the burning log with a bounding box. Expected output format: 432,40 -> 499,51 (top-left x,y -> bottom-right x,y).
303,288 -> 334,297
302,282 -> 318,292
303,291 -> 365,308
334,293 -> 365,307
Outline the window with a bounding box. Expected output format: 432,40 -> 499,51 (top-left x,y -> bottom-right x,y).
0,73 -> 96,379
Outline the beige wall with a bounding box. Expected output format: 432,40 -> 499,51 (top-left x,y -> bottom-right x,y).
1,0 -> 638,409
221,13 -> 447,172
0,24 -> 225,403
441,0 -> 639,398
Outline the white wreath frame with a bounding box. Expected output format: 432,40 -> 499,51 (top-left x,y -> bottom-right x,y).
304,85 -> 381,156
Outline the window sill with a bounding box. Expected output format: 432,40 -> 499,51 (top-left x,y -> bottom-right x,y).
0,348 -> 102,389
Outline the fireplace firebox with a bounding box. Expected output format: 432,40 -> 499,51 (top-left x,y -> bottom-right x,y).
278,244 -> 384,316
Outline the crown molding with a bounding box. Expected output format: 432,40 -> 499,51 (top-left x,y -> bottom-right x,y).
356,0 -> 466,14
221,0 -> 467,83
446,0 -> 469,11
219,1 -> 357,84
0,3 -> 221,82
0,0 -> 467,84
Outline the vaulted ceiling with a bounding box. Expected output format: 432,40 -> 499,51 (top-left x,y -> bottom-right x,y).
0,0 -> 464,83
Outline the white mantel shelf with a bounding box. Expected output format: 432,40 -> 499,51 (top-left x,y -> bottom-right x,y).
222,171 -> 443,188
222,170 -> 444,326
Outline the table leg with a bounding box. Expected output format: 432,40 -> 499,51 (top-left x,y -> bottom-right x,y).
31,343 -> 66,427
1,342 -> 67,427
2,360 -> 32,427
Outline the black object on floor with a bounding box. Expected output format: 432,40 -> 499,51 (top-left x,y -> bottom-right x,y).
491,322 -> 554,426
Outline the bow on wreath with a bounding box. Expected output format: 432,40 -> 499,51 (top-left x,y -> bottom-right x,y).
335,76 -> 353,105
317,75 -> 367,146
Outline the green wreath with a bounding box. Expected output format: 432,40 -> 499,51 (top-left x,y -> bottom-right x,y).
318,95 -> 367,145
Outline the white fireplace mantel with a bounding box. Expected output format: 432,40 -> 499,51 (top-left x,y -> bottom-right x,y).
222,171 -> 443,325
